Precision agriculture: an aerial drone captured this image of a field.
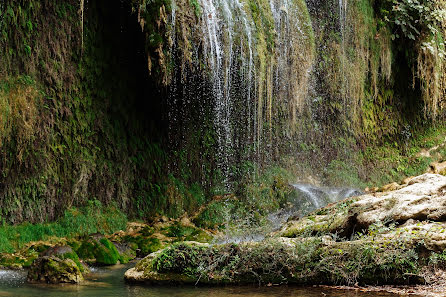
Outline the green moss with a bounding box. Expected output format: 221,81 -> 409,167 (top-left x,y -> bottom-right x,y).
0,201 -> 127,253
0,253 -> 35,269
59,251 -> 84,273
325,159 -> 366,188
76,240 -> 96,260
123,235 -> 164,256
117,247 -> 136,264
97,238 -> 121,265
75,238 -> 121,265
160,222 -> 213,242
163,223 -> 196,238
140,237 -> 423,285
189,0 -> 201,17
193,202 -> 227,230
28,256 -> 83,284
139,238 -> 164,256
184,229 -> 213,243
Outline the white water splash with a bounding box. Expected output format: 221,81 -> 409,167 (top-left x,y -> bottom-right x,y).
292,183 -> 360,208
217,184 -> 361,244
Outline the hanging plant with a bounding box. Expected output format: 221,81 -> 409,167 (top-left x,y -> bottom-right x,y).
381,0 -> 446,40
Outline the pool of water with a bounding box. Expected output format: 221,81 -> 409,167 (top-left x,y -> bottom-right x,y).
0,264 -> 403,297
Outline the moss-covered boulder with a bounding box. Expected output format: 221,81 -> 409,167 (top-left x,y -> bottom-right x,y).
0,253 -> 32,270
161,222 -> 213,243
113,242 -> 136,264
125,234 -> 432,286
124,242 -> 210,284
0,243 -> 74,270
125,236 -> 164,257
27,256 -> 83,284
112,219 -> 213,258
75,237 -> 124,265
124,239 -> 425,285
42,245 -> 88,273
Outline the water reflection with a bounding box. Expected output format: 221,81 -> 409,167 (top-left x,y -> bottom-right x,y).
0,264 -> 400,297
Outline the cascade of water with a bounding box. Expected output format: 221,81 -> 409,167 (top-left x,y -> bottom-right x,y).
199,0 -> 227,187
234,0 -> 255,155
166,0 -> 314,189
292,184 -> 361,209
167,0 -> 177,126
271,0 -> 291,128
293,184 -> 323,208
196,0 -> 258,188
339,0 -> 348,105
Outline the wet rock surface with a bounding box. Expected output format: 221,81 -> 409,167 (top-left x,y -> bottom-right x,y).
280,174 -> 446,239
125,174 -> 446,287
27,256 -> 83,284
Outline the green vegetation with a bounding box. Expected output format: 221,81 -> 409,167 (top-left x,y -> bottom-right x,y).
58,251 -> 85,272
136,239 -> 423,285
193,166 -> 294,233
132,237 -> 164,255
382,0 -> 446,41
0,200 -> 127,253
76,238 -> 122,265
323,124 -> 446,188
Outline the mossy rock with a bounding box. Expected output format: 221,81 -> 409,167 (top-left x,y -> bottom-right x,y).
160,222 -> 213,243
75,237 -> 123,265
126,238 -> 425,286
113,242 -> 136,264
42,245 -> 87,273
124,236 -> 164,257
0,253 -> 32,269
0,242 -> 56,269
27,256 -> 83,284
161,223 -> 197,239
184,229 -> 213,243
0,242 -> 57,269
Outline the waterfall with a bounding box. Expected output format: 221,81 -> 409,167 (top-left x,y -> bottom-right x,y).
292,184 -> 361,209
339,0 -> 348,105
196,0 -> 258,187
200,0 -> 228,185
166,0 -> 315,189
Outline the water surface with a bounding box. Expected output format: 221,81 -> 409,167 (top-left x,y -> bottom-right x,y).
0,264 -> 402,297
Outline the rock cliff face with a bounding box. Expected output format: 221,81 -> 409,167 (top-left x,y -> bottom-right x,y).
125,174 -> 446,286
1,0 -> 445,223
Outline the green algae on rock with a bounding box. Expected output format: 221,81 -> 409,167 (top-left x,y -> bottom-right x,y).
75,237 -> 124,266
41,245 -> 87,273
27,256 -> 83,284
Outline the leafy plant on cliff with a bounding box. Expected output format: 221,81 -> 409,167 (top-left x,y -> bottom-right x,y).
381,0 -> 446,40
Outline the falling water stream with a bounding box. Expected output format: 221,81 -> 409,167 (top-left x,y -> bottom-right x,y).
167,0 -> 315,188
217,183 -> 361,244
